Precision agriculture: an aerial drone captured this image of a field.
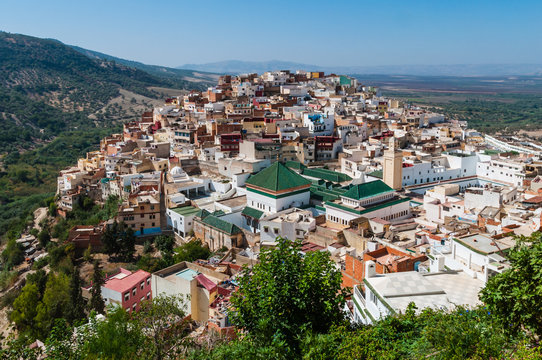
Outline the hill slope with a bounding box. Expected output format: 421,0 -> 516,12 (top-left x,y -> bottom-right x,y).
0,32 -> 212,153
68,44 -> 218,88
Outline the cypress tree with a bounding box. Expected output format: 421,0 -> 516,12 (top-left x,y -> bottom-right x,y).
89,261 -> 105,314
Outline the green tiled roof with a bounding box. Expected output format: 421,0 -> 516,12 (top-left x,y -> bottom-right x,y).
285,160 -> 306,171
310,183 -> 347,202
302,168 -> 352,183
201,215 -> 242,235
195,209 -> 211,219
342,180 -> 393,200
368,170 -> 383,179
246,162 -> 311,192
171,206 -> 200,216
241,206 -> 264,219
325,197 -> 410,216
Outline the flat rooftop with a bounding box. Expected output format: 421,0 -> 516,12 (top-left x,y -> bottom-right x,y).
171,206 -> 200,216
366,270 -> 484,314
216,195 -> 247,208
454,234 -> 513,255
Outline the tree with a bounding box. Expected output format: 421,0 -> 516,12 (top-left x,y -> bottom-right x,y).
77,307 -> 145,360
480,232 -> 542,338
83,244 -> 92,262
154,235 -> 175,256
38,229 -> 51,248
66,267 -> 86,324
34,272 -> 71,339
1,238 -> 24,268
137,295 -> 192,360
143,240 -> 153,254
102,221 -> 136,261
230,237 -> 348,352
118,226 -> 136,261
10,283 -> 41,336
174,239 -> 211,263
89,261 -> 105,314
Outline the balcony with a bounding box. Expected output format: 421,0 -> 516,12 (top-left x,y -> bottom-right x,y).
354,285 -> 366,307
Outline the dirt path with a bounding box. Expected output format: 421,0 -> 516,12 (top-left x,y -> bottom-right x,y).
33,207 -> 48,231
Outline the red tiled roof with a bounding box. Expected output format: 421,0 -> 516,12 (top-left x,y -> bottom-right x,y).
524,196 -> 542,203
103,269 -> 150,294
301,242 -> 324,252
195,274 -> 217,292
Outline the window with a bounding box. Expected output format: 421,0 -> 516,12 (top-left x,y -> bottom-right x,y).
141,297 -> 145,303
132,288 -> 136,296
147,292 -> 151,300
124,293 -> 129,301
140,282 -> 144,290
132,304 -> 137,312
274,228 -> 279,234
146,278 -> 150,286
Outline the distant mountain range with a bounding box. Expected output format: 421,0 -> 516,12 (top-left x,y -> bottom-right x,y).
178,60 -> 542,77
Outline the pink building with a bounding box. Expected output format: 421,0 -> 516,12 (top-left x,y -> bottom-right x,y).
101,268 -> 152,312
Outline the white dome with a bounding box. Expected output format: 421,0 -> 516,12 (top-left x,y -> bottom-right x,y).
170,166 -> 186,176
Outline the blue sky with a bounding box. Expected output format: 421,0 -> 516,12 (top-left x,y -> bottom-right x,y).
1,0 -> 541,67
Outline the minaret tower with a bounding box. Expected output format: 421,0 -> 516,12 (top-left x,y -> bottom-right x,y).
383,137 -> 403,190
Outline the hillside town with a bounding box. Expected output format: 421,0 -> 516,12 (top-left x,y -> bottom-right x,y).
39,69 -> 542,335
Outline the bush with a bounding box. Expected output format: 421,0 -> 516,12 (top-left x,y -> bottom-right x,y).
0,269 -> 18,291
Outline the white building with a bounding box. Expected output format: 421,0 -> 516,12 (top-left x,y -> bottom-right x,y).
324,180 -> 410,225
259,208 -> 316,243
350,260 -> 484,325
303,112 -> 335,136
401,152 -> 478,187
166,205 -> 200,237
464,185 -> 518,211
244,162 -> 311,215
476,158 -> 525,187
432,234 -> 514,284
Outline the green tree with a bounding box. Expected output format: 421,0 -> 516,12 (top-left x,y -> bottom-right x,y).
34,272 -> 71,338
137,295 -> 192,360
480,232 -> 542,338
80,308 -> 145,360
102,221 -> 136,261
83,244 -> 93,262
143,240 -> 153,254
38,229 -> 51,248
66,267 -> 86,325
10,283 -> 41,336
230,237 -> 348,352
89,261 -> 105,314
174,239 -> 211,263
1,238 -> 24,268
154,235 -> 175,256
27,269 -> 48,294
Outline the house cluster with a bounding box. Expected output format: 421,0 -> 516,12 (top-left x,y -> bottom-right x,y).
56,70 -> 542,329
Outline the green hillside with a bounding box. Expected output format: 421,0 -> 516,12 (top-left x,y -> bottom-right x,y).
0,31 -> 213,240
0,31 -> 212,154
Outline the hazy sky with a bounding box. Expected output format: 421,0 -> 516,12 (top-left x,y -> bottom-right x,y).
1,0 -> 541,67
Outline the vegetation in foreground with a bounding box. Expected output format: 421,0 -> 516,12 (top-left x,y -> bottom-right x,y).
2,235 -> 542,359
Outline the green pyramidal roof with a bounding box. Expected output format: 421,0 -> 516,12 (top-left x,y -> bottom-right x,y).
342,180 -> 394,200
246,162 -> 311,192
